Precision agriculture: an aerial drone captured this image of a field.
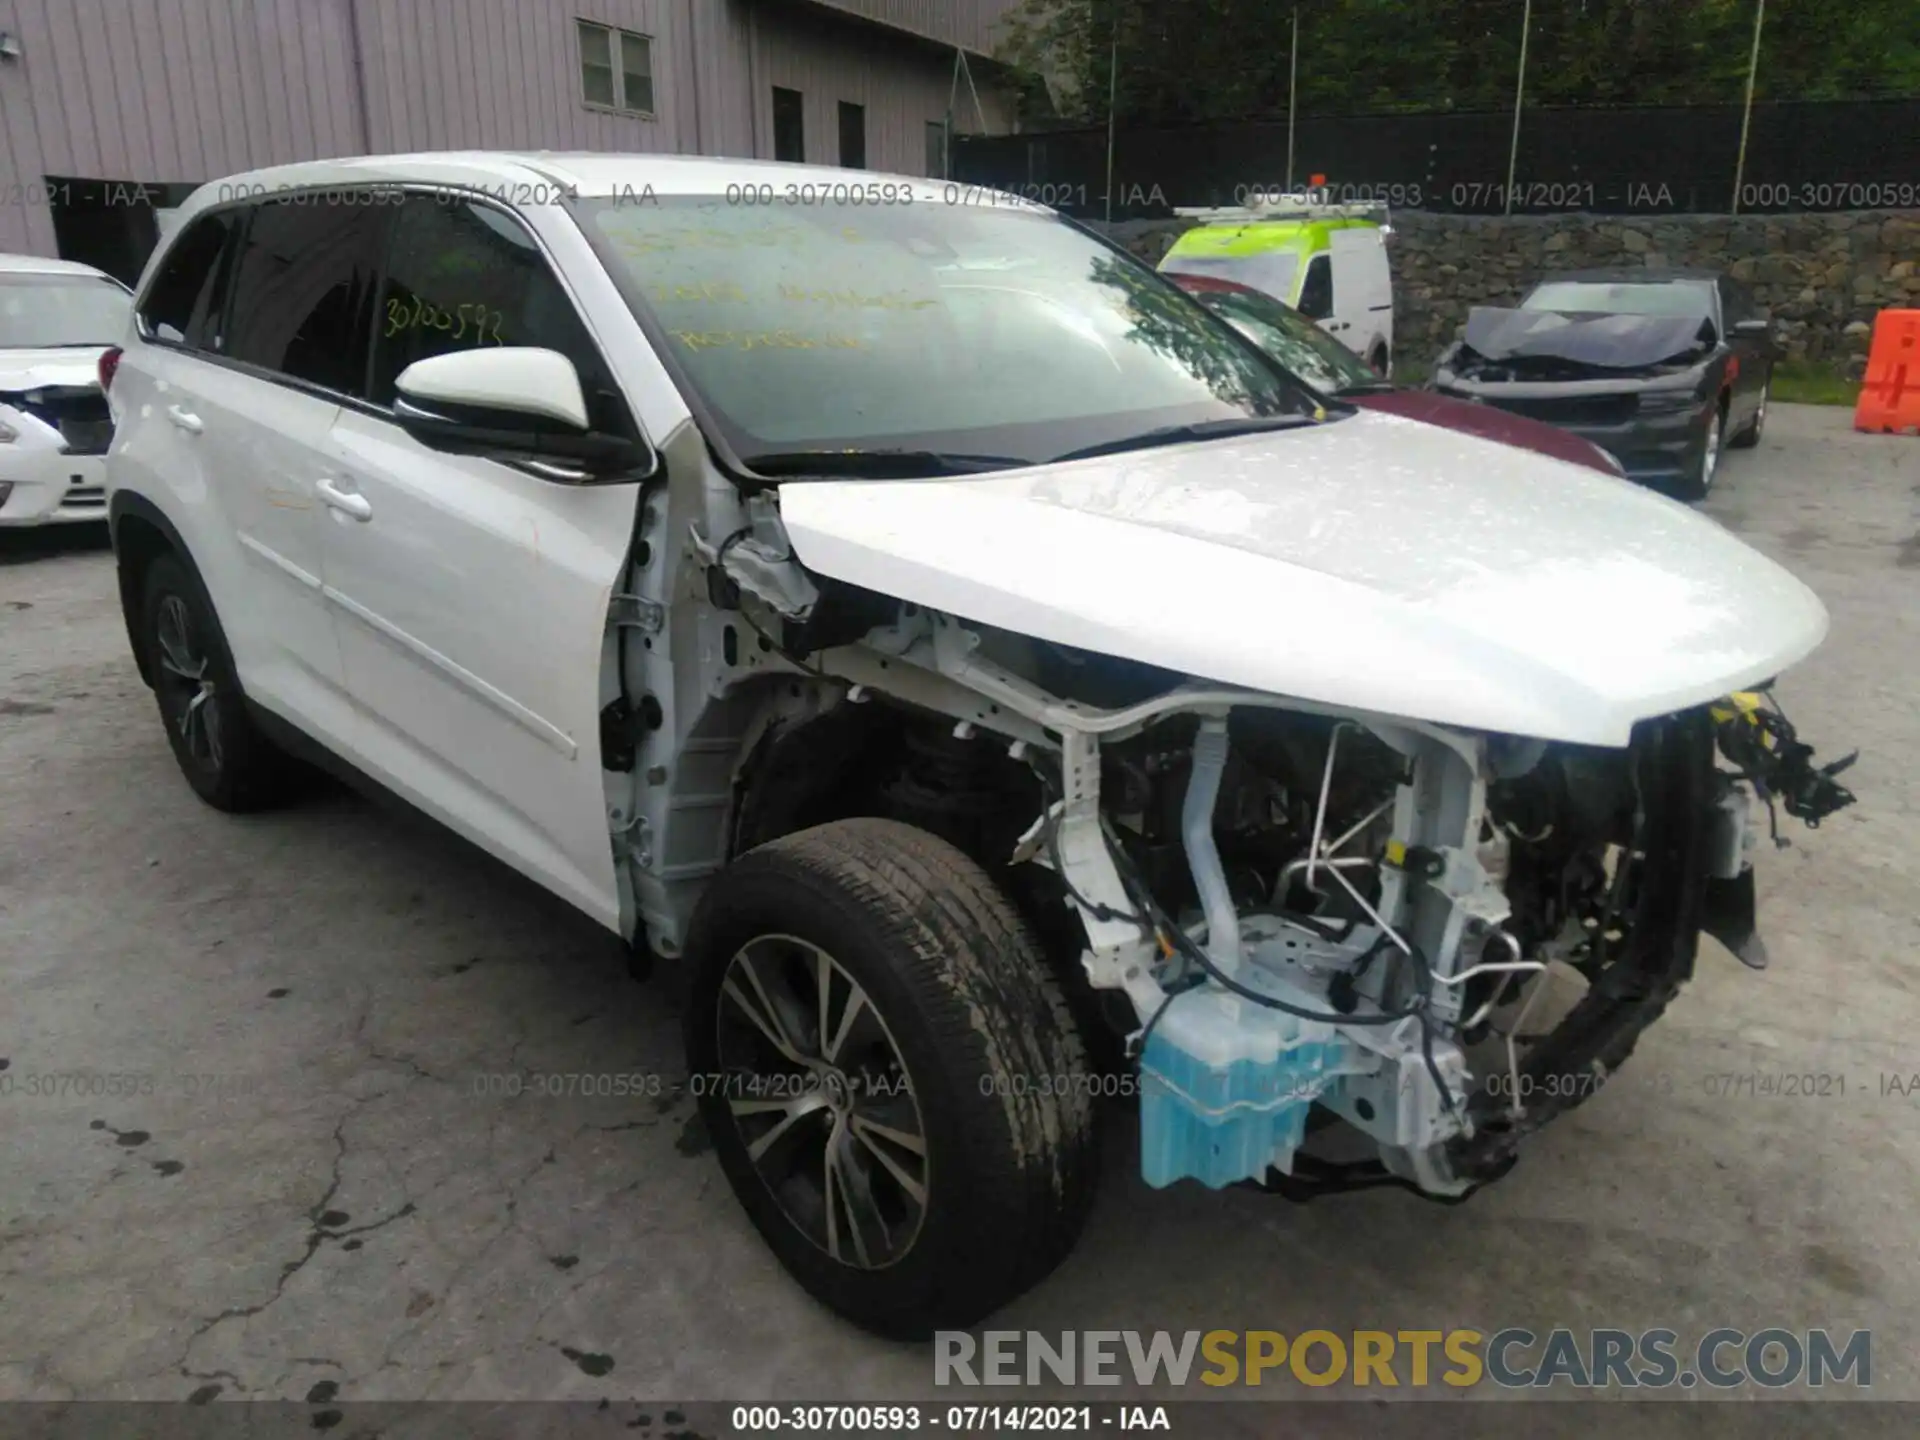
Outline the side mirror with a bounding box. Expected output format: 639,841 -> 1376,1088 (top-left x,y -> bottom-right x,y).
393,347 -> 655,482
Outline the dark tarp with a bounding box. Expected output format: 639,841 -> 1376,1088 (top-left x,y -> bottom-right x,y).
1460,308 -> 1714,369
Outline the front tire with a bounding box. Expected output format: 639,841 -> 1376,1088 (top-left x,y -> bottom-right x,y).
140,554 -> 300,811
683,818 -> 1098,1338
1675,405 -> 1726,501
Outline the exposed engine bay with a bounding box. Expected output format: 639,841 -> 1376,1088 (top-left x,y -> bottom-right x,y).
610,476 -> 1855,1204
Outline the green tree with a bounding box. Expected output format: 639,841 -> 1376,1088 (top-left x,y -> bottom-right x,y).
996,0 -> 1920,123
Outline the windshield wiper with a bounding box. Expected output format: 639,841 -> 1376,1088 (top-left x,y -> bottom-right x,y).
742,448 -> 1030,479
1050,414 -> 1319,464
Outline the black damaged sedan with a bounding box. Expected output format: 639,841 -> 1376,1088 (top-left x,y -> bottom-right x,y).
1430,268 -> 1780,499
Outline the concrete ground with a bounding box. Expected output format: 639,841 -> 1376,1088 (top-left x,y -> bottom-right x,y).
1,404 -> 1916,1426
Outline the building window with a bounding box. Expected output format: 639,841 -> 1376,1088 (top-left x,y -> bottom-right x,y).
838,102 -> 866,169
578,19 -> 653,116
772,87 -> 804,162
925,120 -> 948,178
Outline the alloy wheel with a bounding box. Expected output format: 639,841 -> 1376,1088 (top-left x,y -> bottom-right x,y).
714,934 -> 928,1270
154,593 -> 223,772
1701,413 -> 1724,492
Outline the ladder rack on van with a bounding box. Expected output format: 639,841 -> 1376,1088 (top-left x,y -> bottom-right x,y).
1172,196 -> 1390,226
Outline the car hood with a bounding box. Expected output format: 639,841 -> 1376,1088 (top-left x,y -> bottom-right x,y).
0,347 -> 108,393
1347,388 -> 1620,475
776,409 -> 1827,746
1460,308 -> 1714,369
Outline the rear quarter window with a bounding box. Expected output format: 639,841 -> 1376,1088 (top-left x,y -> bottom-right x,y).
137,211 -> 241,349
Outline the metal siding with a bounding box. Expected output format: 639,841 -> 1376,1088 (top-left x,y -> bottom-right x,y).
0,0 -> 1013,261
0,0 -> 56,253
753,5 -> 1011,174
156,0 -> 210,177
788,0 -> 1022,55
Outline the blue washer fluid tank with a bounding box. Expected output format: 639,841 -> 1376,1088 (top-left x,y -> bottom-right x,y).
1139,985 -> 1348,1189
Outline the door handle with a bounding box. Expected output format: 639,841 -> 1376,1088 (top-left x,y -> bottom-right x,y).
166,405 -> 203,435
316,477 -> 373,522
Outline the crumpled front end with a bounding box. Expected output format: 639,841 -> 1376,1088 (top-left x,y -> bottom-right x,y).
1430,306 -> 1720,486
701,488 -> 1853,1202
976,660 -> 1856,1200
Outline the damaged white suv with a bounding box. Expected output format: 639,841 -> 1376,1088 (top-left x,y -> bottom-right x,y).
103,154 -> 1855,1339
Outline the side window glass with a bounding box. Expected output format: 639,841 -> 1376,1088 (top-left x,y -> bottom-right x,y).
1297,254 -> 1333,321
138,211 -> 240,348
223,195 -> 388,395
370,195 -> 631,435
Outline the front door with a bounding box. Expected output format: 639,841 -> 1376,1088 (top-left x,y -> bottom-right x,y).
316,193 -> 643,929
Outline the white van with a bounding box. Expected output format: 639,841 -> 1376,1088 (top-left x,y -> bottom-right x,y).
1159,200 -> 1395,373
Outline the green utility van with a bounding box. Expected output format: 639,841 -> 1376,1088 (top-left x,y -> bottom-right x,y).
1159,201 -> 1395,374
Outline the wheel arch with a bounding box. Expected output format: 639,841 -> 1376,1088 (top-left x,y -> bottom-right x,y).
107,491 -> 198,689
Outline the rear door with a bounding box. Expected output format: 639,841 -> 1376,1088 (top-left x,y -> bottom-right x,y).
1329,226 -> 1392,369
111,212 -> 240,543
186,194 -> 390,748
315,191 -> 643,929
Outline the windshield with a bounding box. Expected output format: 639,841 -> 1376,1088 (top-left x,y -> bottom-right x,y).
577,196 -> 1323,468
1185,286 -> 1378,395
0,274 -> 132,348
1521,280 -> 1714,320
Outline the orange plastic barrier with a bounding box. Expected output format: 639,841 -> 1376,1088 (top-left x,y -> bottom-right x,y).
1855,309 -> 1920,435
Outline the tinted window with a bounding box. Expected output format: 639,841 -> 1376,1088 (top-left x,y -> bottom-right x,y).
369,196 -> 629,434
224,196 -> 388,393
0,274 -> 131,348
1296,255 -> 1333,320
138,211 -> 239,348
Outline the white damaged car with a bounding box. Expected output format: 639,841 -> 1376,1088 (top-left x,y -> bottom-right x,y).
102,154 -> 1855,1338
1,254 -> 130,526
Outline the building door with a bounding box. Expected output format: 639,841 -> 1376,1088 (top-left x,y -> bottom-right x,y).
773,87 -> 805,162
839,102 -> 866,168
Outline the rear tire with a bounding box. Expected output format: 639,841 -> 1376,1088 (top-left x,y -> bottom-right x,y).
683,818 -> 1098,1338
1728,379 -> 1768,449
140,554 -> 302,811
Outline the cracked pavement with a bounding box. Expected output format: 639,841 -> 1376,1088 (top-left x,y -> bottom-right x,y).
2,405 -> 1918,1421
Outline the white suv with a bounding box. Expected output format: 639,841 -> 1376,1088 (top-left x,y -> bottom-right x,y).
0,254 -> 131,526
103,152 -> 1851,1338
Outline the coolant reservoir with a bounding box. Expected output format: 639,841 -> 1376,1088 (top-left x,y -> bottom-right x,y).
1139,985 -> 1350,1189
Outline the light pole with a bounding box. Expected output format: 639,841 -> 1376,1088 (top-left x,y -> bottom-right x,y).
1103,34 -> 1119,221
1504,0 -> 1533,216
1731,0 -> 1768,214
1285,7 -> 1300,195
